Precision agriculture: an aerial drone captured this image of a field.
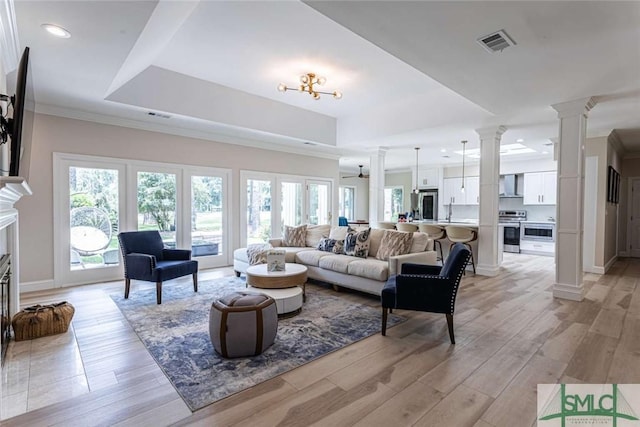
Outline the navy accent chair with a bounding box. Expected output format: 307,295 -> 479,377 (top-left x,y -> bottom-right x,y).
381,243 -> 471,344
118,230 -> 198,304
338,216 -> 349,226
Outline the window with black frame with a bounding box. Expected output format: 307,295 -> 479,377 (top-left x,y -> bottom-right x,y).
607,166 -> 620,204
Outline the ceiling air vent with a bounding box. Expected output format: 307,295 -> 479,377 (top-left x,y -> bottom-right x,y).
477,29 -> 516,53
148,111 -> 171,119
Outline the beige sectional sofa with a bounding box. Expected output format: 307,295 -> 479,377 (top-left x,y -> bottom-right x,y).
233,225 -> 437,296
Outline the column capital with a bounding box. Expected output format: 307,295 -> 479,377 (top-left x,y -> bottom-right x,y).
552,97 -> 597,119
368,146 -> 389,156
475,125 -> 507,141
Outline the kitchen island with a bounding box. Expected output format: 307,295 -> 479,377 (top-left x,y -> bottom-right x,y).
411,220 -> 504,270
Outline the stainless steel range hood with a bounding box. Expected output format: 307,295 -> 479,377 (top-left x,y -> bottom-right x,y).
499,174 -> 522,198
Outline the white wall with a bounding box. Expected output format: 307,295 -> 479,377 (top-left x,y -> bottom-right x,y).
17,113 -> 339,284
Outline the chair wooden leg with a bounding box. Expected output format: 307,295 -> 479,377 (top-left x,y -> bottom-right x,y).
436,240 -> 444,265
382,307 -> 388,336
124,278 -> 131,299
193,273 -> 198,292
156,281 -> 162,305
446,313 -> 455,344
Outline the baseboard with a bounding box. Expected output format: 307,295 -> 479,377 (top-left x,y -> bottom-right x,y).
584,266 -> 605,274
604,255 -> 618,273
619,251 -> 629,257
553,282 -> 585,301
21,279 -> 56,293
476,264 -> 500,277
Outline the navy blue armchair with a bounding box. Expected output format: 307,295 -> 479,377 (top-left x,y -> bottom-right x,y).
381,243 -> 470,343
118,230 -> 198,304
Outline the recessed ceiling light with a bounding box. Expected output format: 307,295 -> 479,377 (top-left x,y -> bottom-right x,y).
440,148 -> 447,153
41,23 -> 71,38
516,138 -> 524,143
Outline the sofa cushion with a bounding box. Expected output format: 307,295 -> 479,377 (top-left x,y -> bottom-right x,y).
376,230 -> 414,261
295,249 -> 331,267
318,254 -> 354,274
281,247 -> 314,263
409,232 -> 430,253
329,226 -> 352,240
347,258 -> 389,281
344,228 -> 371,258
283,224 -> 307,247
368,228 -> 386,258
246,243 -> 272,265
306,224 -> 331,248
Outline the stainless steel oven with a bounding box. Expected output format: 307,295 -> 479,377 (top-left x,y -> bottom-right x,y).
499,210 -> 526,253
521,222 -> 555,242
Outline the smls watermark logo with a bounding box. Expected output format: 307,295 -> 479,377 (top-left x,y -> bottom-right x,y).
538,384 -> 640,426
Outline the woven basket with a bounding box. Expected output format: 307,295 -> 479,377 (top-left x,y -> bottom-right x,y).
11,302 -> 75,341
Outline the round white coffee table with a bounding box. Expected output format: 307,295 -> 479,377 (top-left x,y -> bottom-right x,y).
245,263 -> 307,316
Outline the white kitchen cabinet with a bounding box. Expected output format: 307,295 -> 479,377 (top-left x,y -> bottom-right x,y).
464,176 -> 480,205
523,171 -> 557,205
443,177 -> 464,205
443,176 -> 479,205
417,168 -> 439,188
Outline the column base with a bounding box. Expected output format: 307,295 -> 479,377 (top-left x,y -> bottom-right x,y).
553,282 -> 585,301
476,264 -> 500,277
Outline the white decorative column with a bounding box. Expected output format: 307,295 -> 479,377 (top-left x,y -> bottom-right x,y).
476,126 -> 506,276
551,97 -> 596,301
368,147 -> 387,225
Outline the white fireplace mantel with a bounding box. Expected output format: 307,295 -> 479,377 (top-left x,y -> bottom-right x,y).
0,176 -> 32,317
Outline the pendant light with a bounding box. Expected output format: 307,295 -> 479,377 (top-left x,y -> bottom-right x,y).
460,140 -> 467,193
414,147 -> 420,193
410,147 -> 420,216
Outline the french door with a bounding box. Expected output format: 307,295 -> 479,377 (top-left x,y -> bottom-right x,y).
241,171 -> 333,245
54,154 -> 230,287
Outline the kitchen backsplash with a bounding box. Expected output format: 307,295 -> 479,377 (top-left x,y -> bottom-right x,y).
499,198 -> 556,221
440,199 -> 556,222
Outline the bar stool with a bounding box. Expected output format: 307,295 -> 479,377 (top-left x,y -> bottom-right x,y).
375,222 -> 397,230
396,223 -> 418,233
445,226 -> 477,274
418,224 -> 446,265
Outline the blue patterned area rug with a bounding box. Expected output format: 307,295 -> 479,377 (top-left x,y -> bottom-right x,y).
110,277 -> 405,411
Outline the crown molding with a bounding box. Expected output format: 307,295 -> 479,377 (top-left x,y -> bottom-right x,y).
0,0 -> 19,73
35,103 -> 343,161
608,130 -> 626,155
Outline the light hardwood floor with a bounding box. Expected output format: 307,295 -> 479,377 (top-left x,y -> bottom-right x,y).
1,253 -> 639,426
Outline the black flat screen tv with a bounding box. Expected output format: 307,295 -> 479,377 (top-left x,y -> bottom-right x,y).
8,46 -> 34,180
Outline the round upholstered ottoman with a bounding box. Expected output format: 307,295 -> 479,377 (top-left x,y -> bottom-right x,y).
209,291 -> 278,358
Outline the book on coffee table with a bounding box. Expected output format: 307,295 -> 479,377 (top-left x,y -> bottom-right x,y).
266,249 -> 286,272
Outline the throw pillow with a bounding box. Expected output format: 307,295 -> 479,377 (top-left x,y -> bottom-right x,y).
317,237 -> 338,252
332,239 -> 345,254
246,243 -> 272,265
343,228 -> 371,258
376,230 -> 414,261
283,224 -> 307,247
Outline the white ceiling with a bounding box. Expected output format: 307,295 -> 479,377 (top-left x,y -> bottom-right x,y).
8,0 -> 640,173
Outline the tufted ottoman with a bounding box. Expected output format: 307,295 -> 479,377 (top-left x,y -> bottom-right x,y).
209,291 -> 278,358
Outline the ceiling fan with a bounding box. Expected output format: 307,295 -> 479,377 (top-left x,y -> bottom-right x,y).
342,165 -> 369,179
